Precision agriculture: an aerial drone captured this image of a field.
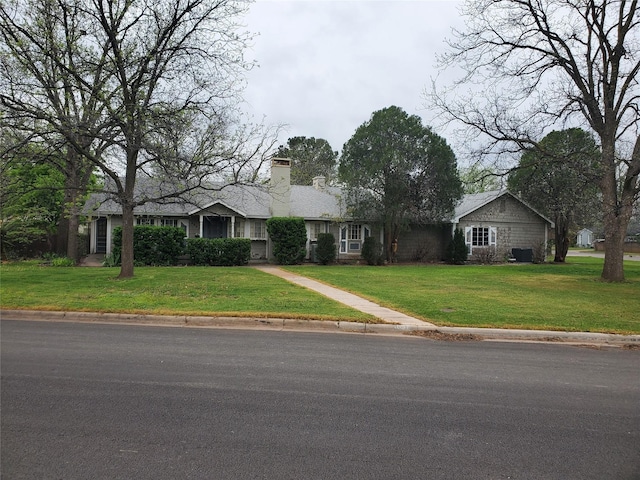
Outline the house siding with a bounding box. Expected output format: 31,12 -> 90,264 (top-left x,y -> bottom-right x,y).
397,225 -> 450,262
458,195 -> 548,259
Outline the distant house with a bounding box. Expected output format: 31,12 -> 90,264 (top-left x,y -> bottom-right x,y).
576,228 -> 594,247
84,160 -> 554,263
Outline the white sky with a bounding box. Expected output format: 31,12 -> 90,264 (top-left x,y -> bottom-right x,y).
241,0 -> 465,155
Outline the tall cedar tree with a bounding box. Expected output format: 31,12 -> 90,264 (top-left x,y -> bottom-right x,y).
339,106 -> 463,262
275,137 -> 338,186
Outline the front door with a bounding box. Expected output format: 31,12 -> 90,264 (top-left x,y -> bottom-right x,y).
203,216 -> 228,238
96,217 -> 107,253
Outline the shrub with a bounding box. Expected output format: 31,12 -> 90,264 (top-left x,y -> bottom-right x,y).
112,226 -> 185,266
102,252 -> 120,267
185,238 -> 251,266
266,217 -> 307,265
49,256 -> 75,267
0,212 -> 51,260
315,233 -> 336,265
446,228 -> 468,264
361,236 -> 383,265
473,246 -> 497,264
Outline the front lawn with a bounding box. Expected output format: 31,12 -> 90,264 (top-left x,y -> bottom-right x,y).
0,263 -> 375,323
1,258 -> 638,334
285,258 -> 640,334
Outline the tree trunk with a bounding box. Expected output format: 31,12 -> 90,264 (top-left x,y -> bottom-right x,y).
56,147 -> 91,264
118,155 -> 138,278
553,217 -> 569,263
601,208 -> 631,282
383,226 -> 392,263
66,204 -> 80,264
55,171 -> 75,256
118,202 -> 135,278
599,137 -> 637,282
55,216 -> 69,257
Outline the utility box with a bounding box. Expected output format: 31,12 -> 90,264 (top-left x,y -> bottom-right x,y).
512,248 -> 533,262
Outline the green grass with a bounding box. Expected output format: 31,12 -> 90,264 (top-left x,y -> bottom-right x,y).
0,262 -> 374,323
284,258 -> 640,334
1,258 -> 638,334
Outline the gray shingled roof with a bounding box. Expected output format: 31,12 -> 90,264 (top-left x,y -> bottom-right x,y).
84,181 -> 345,220
290,185 -> 344,220
84,182 -> 551,226
453,190 -> 505,221
453,189 -> 554,225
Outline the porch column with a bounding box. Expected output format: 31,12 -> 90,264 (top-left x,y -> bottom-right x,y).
89,217 -> 96,254
199,215 -> 203,238
106,216 -> 112,255
231,215 -> 235,238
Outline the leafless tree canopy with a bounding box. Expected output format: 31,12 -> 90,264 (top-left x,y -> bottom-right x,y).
429,0 -> 639,281
1,0 -> 280,276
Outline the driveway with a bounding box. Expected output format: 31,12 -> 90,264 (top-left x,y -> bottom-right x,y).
566,250 -> 640,261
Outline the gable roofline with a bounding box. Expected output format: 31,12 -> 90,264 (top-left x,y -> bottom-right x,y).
453,189 -> 555,227
188,200 -> 247,218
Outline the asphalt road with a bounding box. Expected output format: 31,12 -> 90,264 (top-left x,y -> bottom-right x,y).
2,320 -> 639,480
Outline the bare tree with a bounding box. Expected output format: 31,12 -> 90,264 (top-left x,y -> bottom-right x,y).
1,0 -> 277,277
430,0 -> 640,281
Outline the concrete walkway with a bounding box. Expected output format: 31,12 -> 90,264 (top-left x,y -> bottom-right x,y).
252,265 -> 435,327
79,254 -> 105,266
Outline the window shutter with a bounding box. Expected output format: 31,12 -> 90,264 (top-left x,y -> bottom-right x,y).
465,227 -> 472,254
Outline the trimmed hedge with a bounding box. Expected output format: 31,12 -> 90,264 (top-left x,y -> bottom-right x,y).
112,226 -> 185,266
185,237 -> 251,266
266,217 -> 307,265
361,236 -> 384,265
315,232 -> 336,265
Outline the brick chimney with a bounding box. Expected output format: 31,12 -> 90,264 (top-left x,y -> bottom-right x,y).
312,176 -> 326,191
270,158 -> 291,217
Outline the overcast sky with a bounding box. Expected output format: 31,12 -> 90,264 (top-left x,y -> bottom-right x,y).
241,0 -> 465,155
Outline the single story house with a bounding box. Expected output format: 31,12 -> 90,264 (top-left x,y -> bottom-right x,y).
84,159 -> 553,262
576,228 -> 594,247
84,158 -> 372,262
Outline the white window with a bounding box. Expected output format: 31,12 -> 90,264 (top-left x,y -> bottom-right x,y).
250,220 -> 266,239
349,224 -> 361,240
464,226 -> 497,254
310,222 -> 325,241
340,224 -> 371,254
160,218 -> 178,227
136,217 -> 155,226
235,219 -> 246,238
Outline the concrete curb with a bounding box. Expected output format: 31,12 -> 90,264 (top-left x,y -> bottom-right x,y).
2,310 -> 639,347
